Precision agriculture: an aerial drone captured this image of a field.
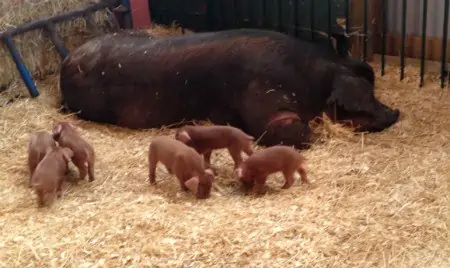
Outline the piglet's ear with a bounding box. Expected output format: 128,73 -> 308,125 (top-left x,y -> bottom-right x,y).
204,168 -> 214,176
53,124 -> 62,135
184,177 -> 199,194
177,131 -> 192,143
234,167 -> 243,179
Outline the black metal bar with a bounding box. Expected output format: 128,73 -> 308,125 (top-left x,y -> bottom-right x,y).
420,0 -> 428,87
441,0 -> 449,88
400,0 -> 407,81
345,0 -> 349,34
327,0 -> 332,45
233,0 -> 239,27
381,0 -> 387,76
259,0 -> 266,28
0,1 -> 119,39
277,0 -> 283,32
293,0 -> 298,36
310,0 -> 315,41
44,22 -> 69,59
363,0 -> 368,62
3,37 -> 39,97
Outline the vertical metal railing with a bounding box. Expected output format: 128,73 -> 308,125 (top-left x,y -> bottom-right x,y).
400,0 -> 407,81
363,0 -> 368,62
327,0 -> 332,45
310,0 -> 315,41
419,0 -> 428,87
277,0 -> 283,32
381,0 -> 387,76
440,0 -> 449,88
293,0 -> 299,37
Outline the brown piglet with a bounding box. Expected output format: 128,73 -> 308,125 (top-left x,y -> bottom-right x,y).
30,146 -> 74,207
52,122 -> 96,182
27,131 -> 58,187
234,145 -> 309,195
175,125 -> 254,169
148,136 -> 215,199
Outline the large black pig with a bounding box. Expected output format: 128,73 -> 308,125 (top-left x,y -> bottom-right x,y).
59,29 -> 400,149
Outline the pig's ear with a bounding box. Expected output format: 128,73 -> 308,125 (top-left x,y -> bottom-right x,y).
53,124 -> 62,135
204,169 -> 215,181
177,130 -> 191,143
184,177 -> 199,194
234,167 -> 243,179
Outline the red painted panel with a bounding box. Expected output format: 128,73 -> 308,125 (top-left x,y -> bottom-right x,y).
129,0 -> 152,29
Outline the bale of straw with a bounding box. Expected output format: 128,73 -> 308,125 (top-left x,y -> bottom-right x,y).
0,0 -> 114,88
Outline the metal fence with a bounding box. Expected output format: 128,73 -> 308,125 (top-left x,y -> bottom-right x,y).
150,0 -> 450,88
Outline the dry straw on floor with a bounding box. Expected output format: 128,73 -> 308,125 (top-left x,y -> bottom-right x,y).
0,22 -> 449,268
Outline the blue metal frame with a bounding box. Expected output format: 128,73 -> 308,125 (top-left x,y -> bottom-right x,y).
0,0 -> 128,97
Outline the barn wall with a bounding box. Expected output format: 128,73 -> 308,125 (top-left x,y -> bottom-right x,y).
386,0 -> 450,38
371,0 -> 450,62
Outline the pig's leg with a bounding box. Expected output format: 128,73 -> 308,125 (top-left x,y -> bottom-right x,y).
57,178 -> 63,198
228,146 -> 244,169
178,175 -> 189,192
252,176 -> 267,195
73,158 -> 88,181
203,150 -> 212,169
148,150 -> 158,184
78,164 -> 88,181
298,165 -> 309,184
242,143 -> 254,156
87,158 -> 95,182
281,168 -> 296,189
35,189 -> 45,207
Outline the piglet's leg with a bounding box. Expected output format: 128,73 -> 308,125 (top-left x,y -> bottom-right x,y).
252,177 -> 267,195
73,159 -> 88,181
87,159 -> 95,182
36,189 -> 45,207
148,151 -> 158,184
298,166 -> 309,184
57,178 -> 64,198
203,150 -> 212,169
179,175 -> 190,192
281,169 -> 296,189
228,146 -> 244,170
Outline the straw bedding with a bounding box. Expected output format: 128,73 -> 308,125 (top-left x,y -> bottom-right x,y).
0,33 -> 449,268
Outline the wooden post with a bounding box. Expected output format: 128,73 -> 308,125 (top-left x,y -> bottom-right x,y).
129,0 -> 152,29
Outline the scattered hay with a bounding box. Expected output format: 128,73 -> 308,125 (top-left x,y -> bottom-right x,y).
0,58 -> 449,267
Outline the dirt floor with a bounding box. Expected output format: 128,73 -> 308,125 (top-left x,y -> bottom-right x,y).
0,58 -> 449,267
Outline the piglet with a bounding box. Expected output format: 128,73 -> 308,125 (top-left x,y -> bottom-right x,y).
234,145 -> 309,195
27,131 -> 57,187
30,146 -> 74,207
148,136 -> 215,199
175,125 -> 254,169
52,121 -> 96,182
